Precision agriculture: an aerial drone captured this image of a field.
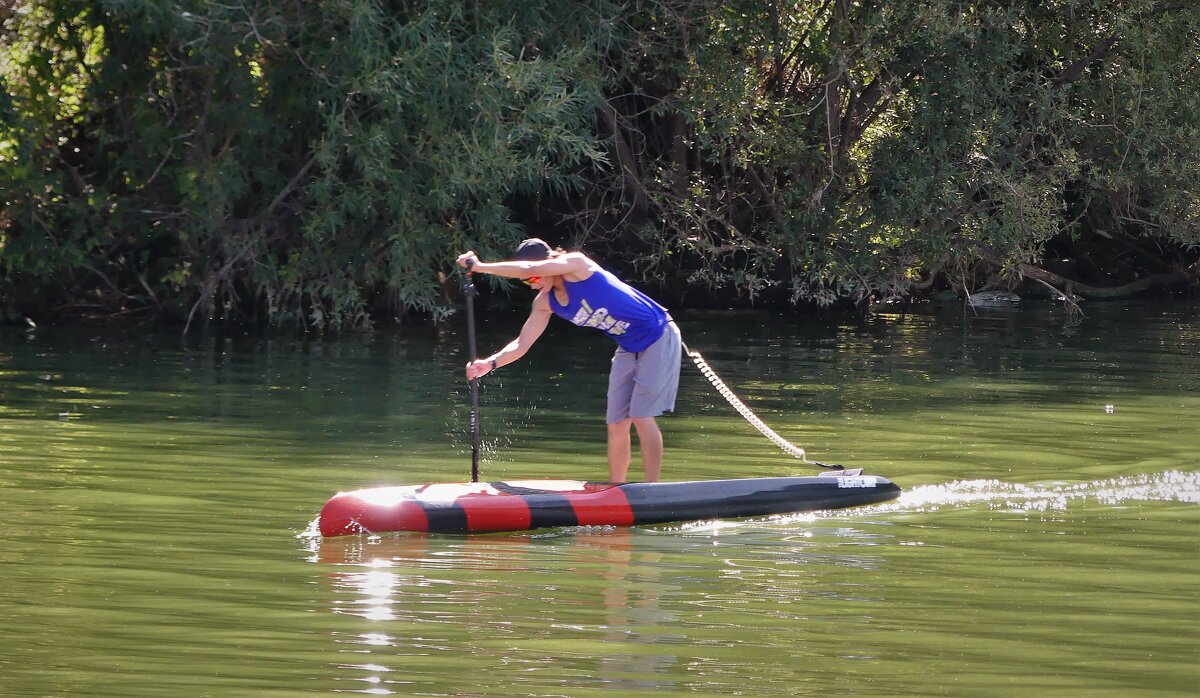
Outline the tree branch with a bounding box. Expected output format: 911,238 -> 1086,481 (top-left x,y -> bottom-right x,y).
598,99 -> 648,217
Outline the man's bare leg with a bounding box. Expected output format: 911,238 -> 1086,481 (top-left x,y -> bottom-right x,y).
607,419 -> 632,483
632,416 -> 663,482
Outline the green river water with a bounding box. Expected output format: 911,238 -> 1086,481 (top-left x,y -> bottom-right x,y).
0,300 -> 1196,697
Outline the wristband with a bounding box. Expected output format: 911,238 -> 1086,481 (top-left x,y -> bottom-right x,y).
490,359 -> 497,371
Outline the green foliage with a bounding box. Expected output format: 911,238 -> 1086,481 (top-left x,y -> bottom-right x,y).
1,0 -> 609,327
1,0 -> 1196,329
626,0 -> 1199,302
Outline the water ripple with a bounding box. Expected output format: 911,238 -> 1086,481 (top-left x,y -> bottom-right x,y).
877,470 -> 1200,514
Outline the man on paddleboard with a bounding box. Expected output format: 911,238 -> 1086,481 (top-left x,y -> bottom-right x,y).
456,239 -> 682,483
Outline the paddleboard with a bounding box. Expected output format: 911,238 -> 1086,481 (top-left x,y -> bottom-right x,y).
319,470 -> 901,536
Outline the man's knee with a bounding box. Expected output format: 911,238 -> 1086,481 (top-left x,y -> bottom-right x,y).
631,416 -> 658,429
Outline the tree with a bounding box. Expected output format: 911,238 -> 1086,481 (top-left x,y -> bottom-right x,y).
595,0 -> 1199,304
2,1 -> 1196,329
2,0 -> 609,328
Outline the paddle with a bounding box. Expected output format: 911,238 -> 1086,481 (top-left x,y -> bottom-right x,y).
463,260 -> 481,482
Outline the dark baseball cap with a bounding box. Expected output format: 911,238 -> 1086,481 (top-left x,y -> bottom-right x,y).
512,238 -> 553,261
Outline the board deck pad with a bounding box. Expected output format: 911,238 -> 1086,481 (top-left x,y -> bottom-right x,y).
319,473 -> 901,536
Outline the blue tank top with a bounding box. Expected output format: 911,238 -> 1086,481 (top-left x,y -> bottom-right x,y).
548,268 -> 669,352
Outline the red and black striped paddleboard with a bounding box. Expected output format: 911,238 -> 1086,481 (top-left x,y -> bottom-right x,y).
318,471 -> 901,536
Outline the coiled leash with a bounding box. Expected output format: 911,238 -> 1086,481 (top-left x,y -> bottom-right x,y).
682,340 -> 844,470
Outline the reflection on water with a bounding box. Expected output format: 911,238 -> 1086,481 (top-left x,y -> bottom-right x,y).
311,524 -> 903,695
1,300 -> 1197,696
314,531 -> 675,692
307,469 -> 1200,695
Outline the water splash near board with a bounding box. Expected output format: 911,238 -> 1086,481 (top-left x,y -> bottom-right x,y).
877,470 -> 1199,515
662,470 -> 1198,536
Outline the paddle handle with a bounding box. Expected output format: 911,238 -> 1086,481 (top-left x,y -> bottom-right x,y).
464,260 -> 480,482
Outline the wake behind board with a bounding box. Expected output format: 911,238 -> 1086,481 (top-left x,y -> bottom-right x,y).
318,470 -> 900,536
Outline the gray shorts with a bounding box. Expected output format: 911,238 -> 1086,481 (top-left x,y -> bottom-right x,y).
606,321 -> 682,424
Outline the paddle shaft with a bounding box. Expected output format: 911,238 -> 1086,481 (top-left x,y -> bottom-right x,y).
463,262 -> 480,482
